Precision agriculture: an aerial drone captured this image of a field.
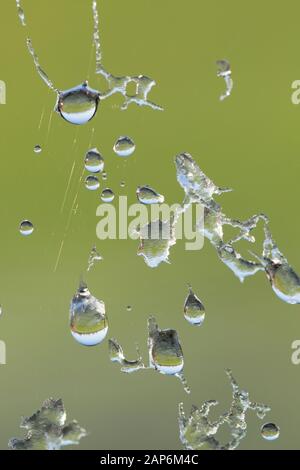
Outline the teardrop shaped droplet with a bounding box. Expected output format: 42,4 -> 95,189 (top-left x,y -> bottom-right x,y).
184,285 -> 205,326
84,148 -> 104,173
56,83 -> 100,125
85,175 -> 100,191
34,145 -> 42,154
101,188 -> 115,203
261,423 -> 280,441
69,281 -> 108,346
19,220 -> 34,236
113,136 -> 135,157
136,185 -> 164,205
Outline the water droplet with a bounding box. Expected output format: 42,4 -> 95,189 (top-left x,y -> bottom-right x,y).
136,185 -> 165,205
113,136 -> 135,157
120,181 -> 126,188
102,172 -> 107,181
85,175 -> 100,191
70,281 -> 108,346
184,286 -> 205,326
101,188 -> 115,203
34,145 -> 42,154
261,423 -> 280,441
126,305 -> 132,312
84,148 -> 104,173
56,83 -> 100,125
19,220 -> 34,236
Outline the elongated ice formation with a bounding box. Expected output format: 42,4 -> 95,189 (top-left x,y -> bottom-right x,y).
108,317 -> 190,394
9,398 -> 87,450
179,369 -> 271,450
16,0 -> 26,26
108,339 -> 145,373
137,219 -> 177,268
87,246 -> 103,271
216,60 -> 233,101
26,39 -> 58,92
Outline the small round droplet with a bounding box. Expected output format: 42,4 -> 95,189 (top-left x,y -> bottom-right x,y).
84,148 -> 104,173
261,423 -> 280,441
102,172 -> 107,181
120,181 -> 126,188
19,220 -> 34,236
101,188 -> 115,203
34,145 -> 42,154
85,175 -> 100,191
113,136 -> 135,157
126,305 -> 132,312
137,185 -> 165,205
56,82 -> 100,125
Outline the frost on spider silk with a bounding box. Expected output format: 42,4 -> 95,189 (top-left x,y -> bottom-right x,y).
18,1 -> 163,125
216,59 -> 233,101
9,398 -> 87,450
179,369 -> 271,450
69,281 -> 108,346
87,246 -> 103,272
251,223 -> 300,304
108,317 -> 190,394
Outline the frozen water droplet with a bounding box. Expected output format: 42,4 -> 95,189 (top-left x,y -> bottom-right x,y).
101,188 -> 114,203
87,246 -> 102,272
70,281 -> 108,346
218,243 -> 263,283
148,316 -> 190,393
9,398 -> 87,450
108,338 -> 145,373
184,286 -> 205,326
136,186 -> 165,205
261,422 -> 280,441
84,148 -> 104,173
34,145 -> 42,154
137,219 -> 176,268
113,136 -> 135,157
216,59 -> 233,101
56,83 -> 100,125
16,0 -> 26,26
85,175 -> 100,191
19,220 -> 34,236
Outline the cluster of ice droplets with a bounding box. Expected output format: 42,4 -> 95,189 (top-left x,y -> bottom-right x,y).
179,369 -> 274,450
9,398 -> 87,450
69,281 -> 108,346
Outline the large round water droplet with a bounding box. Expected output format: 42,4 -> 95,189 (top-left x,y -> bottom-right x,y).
70,281 -> 108,346
56,82 -> 100,125
85,175 -> 100,191
101,188 -> 115,203
84,148 -> 104,173
137,185 -> 164,205
261,423 -> 280,441
19,220 -> 34,236
113,136 -> 135,157
34,145 -> 42,154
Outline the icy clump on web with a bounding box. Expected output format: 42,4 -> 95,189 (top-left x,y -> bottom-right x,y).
87,246 -> 103,271
16,0 -> 26,26
9,398 -> 87,450
216,60 -> 233,101
108,317 -> 190,394
179,369 -> 271,450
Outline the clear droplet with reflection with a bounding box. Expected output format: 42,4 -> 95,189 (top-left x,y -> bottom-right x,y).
148,316 -> 190,393
34,145 -> 42,154
113,136 -> 135,157
261,422 -> 280,441
101,188 -> 115,203
136,185 -> 165,205
84,148 -> 104,173
19,220 -> 34,236
56,82 -> 100,125
126,305 -> 132,312
85,175 -> 100,191
69,281 -> 108,346
184,285 -> 205,326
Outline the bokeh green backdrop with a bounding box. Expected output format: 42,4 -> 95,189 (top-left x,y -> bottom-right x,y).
0,0 -> 300,450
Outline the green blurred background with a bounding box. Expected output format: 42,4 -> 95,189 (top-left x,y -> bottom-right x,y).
0,0 -> 300,450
